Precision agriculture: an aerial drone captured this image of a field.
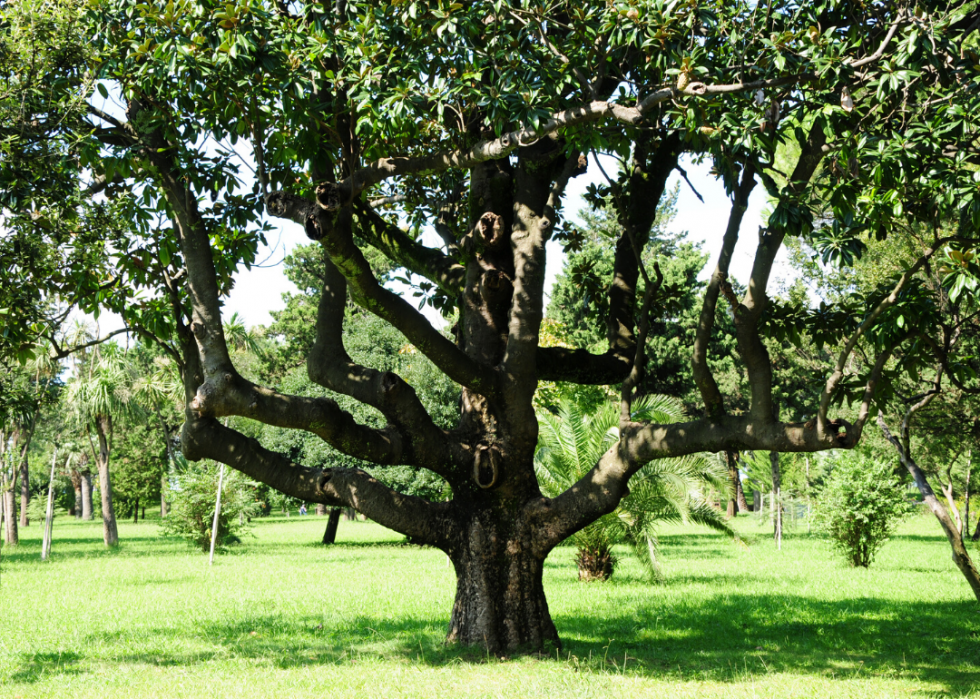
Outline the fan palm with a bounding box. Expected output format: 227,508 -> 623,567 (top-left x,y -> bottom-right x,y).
535,395 -> 738,582
66,343 -> 141,546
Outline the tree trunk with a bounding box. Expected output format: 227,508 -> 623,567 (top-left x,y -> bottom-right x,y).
322,507 -> 342,544
344,507 -> 356,521
315,503 -> 327,516
19,458 -> 30,527
133,496 -> 139,524
93,416 -> 119,547
80,471 -> 94,520
770,450 -> 782,549
70,469 -> 82,518
725,450 -> 741,517
2,488 -> 17,546
446,516 -> 559,653
880,416 -> 980,600
753,490 -> 762,512
160,473 -> 168,517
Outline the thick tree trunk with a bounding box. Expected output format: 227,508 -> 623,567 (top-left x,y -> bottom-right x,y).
80,471 -> 94,520
446,515 -> 559,653
753,490 -> 762,512
770,450 -> 782,548
315,503 -> 327,516
19,459 -> 30,527
321,507 -> 341,544
2,488 -> 17,545
94,416 -> 119,547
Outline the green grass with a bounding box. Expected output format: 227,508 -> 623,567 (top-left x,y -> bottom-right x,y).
1,512 -> 978,698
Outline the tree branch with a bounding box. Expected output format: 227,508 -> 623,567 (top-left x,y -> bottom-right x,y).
691,162 -> 755,417
352,201 -> 465,296
316,76 -> 801,207
316,208 -> 500,398
181,415 -> 455,548
818,237 -> 954,430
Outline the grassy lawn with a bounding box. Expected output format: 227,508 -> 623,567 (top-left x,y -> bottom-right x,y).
1,511 -> 978,698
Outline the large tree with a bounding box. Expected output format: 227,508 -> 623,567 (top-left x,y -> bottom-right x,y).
5,0 -> 980,652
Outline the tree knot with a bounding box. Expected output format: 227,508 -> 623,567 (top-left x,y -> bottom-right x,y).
315,182 -> 341,211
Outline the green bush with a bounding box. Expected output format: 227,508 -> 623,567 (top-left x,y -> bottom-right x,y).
814,451 -> 912,568
161,461 -> 262,552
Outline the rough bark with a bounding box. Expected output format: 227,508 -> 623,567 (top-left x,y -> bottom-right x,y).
322,507 -> 341,544
445,510 -> 559,653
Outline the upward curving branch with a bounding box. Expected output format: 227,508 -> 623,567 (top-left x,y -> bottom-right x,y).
691,162 -> 756,417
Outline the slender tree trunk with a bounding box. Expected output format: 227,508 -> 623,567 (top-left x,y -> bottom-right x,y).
725,450 -> 740,517
160,473 -> 168,517
322,507 -> 342,544
880,415 -> 980,600
80,471 -> 94,520
133,496 -> 139,524
141,506 -> 145,521
770,450 -> 782,549
753,490 -> 761,512
19,458 -> 30,527
70,469 -> 82,518
93,416 -> 118,547
344,507 -> 356,521
2,487 -> 18,546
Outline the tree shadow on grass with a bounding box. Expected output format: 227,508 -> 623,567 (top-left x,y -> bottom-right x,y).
8,651 -> 83,684
65,593 -> 980,695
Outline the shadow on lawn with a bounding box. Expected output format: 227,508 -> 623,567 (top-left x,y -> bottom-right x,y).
65,593 -> 980,694
9,651 -> 84,684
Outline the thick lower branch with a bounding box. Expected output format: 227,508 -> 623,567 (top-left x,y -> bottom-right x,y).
181,416 -> 453,548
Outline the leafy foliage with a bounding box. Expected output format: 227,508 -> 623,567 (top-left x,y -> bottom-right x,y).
535,395 -> 737,582
161,459 -> 262,552
814,450 -> 913,568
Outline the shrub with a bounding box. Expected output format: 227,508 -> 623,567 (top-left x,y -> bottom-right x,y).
161,461 -> 262,552
814,452 -> 912,567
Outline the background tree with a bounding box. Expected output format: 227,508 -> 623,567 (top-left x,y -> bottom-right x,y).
66,343 -> 140,547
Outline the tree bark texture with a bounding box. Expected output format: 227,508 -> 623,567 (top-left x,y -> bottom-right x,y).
445,512 -> 559,652
94,416 -> 119,547
315,503 -> 327,516
322,507 -> 341,544
19,459 -> 29,527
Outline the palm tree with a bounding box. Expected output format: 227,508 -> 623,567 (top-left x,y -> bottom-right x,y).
66,342 -> 139,547
535,395 -> 738,582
